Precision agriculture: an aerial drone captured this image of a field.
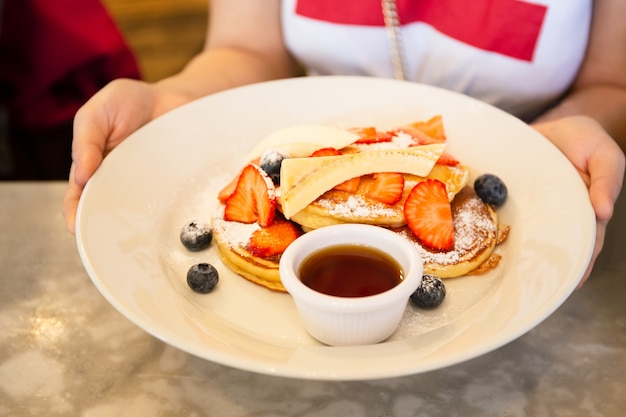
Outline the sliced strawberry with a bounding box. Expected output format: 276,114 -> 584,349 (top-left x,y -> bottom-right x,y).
224,164 -> 276,227
218,157 -> 261,203
436,152 -> 460,167
411,115 -> 446,140
310,147 -> 360,192
399,115 -> 447,145
334,177 -> 361,193
365,172 -> 405,204
246,217 -> 302,258
350,126 -> 394,144
310,147 -> 342,157
404,179 -> 454,251
218,177 -> 238,203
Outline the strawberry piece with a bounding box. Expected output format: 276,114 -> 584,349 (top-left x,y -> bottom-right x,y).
246,217 -> 302,258
436,152 -> 460,167
399,115 -> 447,145
334,177 -> 361,193
350,126 -> 394,144
310,147 -> 360,192
218,176 -> 238,203
404,179 -> 454,251
366,172 -> 405,204
310,147 -> 342,157
224,164 -> 276,227
411,115 -> 447,140
218,157 -> 261,203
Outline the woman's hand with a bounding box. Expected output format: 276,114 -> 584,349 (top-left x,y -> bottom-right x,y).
62,78 -> 185,233
532,115 -> 625,287
62,0 -> 298,233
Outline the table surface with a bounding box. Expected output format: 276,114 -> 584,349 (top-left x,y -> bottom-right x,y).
1,181 -> 625,416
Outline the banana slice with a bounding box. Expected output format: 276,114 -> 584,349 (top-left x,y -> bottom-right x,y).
248,125 -> 360,159
279,144 -> 445,219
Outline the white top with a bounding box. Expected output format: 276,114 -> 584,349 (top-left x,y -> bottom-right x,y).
282,0 -> 592,120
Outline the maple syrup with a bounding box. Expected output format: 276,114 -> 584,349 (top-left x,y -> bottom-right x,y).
299,244 -> 404,297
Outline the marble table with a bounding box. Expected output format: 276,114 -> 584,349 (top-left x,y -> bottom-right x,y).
1,181 -> 625,416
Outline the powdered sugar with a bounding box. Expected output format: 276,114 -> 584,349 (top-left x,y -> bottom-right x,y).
392,130 -> 419,148
212,208 -> 260,249
317,195 -> 398,218
453,198 -> 495,250
404,193 -> 497,266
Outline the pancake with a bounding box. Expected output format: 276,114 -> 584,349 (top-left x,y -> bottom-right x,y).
392,186 -> 505,278
289,164 -> 470,231
212,212 -> 286,292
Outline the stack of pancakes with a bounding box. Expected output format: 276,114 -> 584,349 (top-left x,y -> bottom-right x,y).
213,165 -> 509,292
212,126 -> 509,292
213,215 -> 289,292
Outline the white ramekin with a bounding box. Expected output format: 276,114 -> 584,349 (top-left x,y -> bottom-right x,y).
279,223 -> 423,346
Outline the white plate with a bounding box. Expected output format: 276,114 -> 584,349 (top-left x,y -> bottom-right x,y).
76,76 -> 595,380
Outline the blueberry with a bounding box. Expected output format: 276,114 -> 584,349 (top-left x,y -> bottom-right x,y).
260,149 -> 289,184
410,275 -> 446,309
180,221 -> 213,251
187,263 -> 219,293
474,174 -> 508,207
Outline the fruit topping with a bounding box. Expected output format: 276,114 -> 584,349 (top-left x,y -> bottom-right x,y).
310,147 -> 341,157
217,179 -> 237,204
334,177 -> 361,193
310,147 -> 361,192
365,172 -> 405,204
260,149 -> 290,184
435,152 -> 460,167
279,144 -> 445,219
248,124 -> 360,159
397,115 -> 447,145
349,126 -> 394,144
246,217 -> 302,258
410,274 -> 446,308
224,164 -> 276,227
217,157 -> 261,203
404,179 -> 455,251
474,174 -> 508,207
187,263 -> 219,293
180,221 -> 213,251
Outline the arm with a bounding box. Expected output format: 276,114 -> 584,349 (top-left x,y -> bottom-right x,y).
532,0 -> 626,285
153,0 -> 297,109
535,0 -> 626,150
64,0 -> 295,233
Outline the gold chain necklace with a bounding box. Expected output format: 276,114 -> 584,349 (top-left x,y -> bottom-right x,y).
381,0 -> 408,80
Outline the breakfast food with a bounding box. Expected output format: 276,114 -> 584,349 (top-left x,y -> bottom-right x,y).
290,164 -> 470,231
187,263 -> 219,293
474,173 -> 508,207
395,185 -> 505,278
213,213 -> 302,291
212,116 -> 509,291
180,221 -> 213,251
410,274 -> 447,309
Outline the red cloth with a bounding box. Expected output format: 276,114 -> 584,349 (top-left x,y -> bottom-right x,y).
295,0 -> 547,62
0,0 -> 141,131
